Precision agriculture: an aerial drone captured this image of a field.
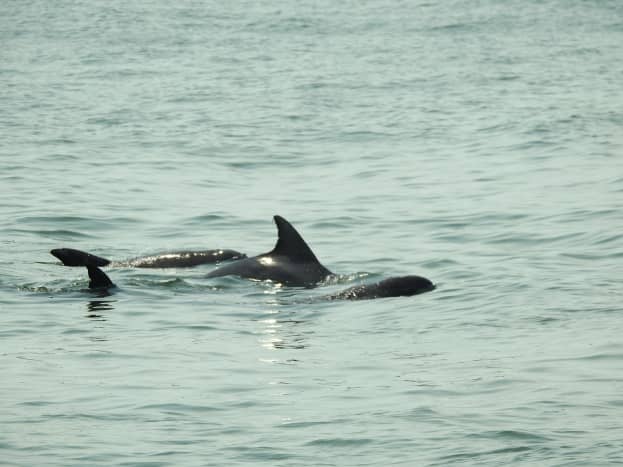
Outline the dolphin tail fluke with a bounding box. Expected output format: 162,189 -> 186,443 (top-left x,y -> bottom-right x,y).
50,248 -> 115,289
50,248 -> 111,267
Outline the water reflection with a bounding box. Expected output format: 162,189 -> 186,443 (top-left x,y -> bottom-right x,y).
86,300 -> 115,320
258,311 -> 309,350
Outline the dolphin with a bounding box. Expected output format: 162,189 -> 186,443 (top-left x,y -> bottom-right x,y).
122,250 -> 245,268
50,247 -> 245,269
325,275 -> 435,300
49,247 -> 246,289
204,216 -> 434,298
50,246 -> 435,298
49,215 -> 435,299
204,215 -> 333,286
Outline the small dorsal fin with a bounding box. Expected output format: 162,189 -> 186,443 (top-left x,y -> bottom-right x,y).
86,266 -> 115,289
269,215 -> 321,263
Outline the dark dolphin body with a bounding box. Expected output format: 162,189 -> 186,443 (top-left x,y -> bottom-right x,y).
205,215 -> 332,286
49,215 -> 435,299
123,250 -> 245,268
205,215 -> 434,299
326,275 -> 435,300
50,248 -> 245,269
50,247 -> 246,289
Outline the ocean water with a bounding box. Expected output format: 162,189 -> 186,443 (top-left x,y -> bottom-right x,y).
1,0 -> 622,465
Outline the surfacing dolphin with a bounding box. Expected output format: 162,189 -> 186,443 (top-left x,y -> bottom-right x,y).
49,215 -> 435,299
122,249 -> 245,268
50,247 -> 246,289
326,275 -> 435,300
205,215 -> 332,286
50,248 -> 245,269
207,215 -> 434,298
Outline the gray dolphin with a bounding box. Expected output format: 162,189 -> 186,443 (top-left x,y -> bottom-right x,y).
49,215 -> 435,299
205,215 -> 332,286
50,248 -> 245,269
204,215 -> 434,298
122,250 -> 245,268
49,247 -> 245,289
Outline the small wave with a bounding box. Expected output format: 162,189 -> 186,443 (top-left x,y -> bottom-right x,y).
280,419 -> 343,429
310,216 -> 361,230
182,212 -> 236,225
124,276 -> 192,289
38,138 -> 77,146
496,74 -> 521,81
43,412 -> 135,422
420,258 -> 459,268
17,215 -> 140,228
439,445 -> 533,462
9,228 -> 93,240
428,21 -> 482,32
305,437 -> 373,447
484,230 -> 583,246
137,403 -> 223,414
560,251 -> 623,261
592,233 -> 623,245
467,430 -> 552,442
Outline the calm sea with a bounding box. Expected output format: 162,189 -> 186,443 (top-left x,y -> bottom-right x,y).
1,0 -> 622,465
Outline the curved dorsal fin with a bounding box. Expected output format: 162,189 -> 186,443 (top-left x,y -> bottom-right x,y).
269,215 -> 320,263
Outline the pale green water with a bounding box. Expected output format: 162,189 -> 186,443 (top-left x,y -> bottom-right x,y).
1,0 -> 623,465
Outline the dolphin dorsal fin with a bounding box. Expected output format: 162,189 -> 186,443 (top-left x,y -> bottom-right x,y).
270,215 -> 320,263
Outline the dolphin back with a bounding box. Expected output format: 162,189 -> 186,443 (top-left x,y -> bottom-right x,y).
329,275 -> 435,300
129,249 -> 246,268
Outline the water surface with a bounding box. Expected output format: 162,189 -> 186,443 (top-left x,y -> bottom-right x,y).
1,0 -> 622,465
